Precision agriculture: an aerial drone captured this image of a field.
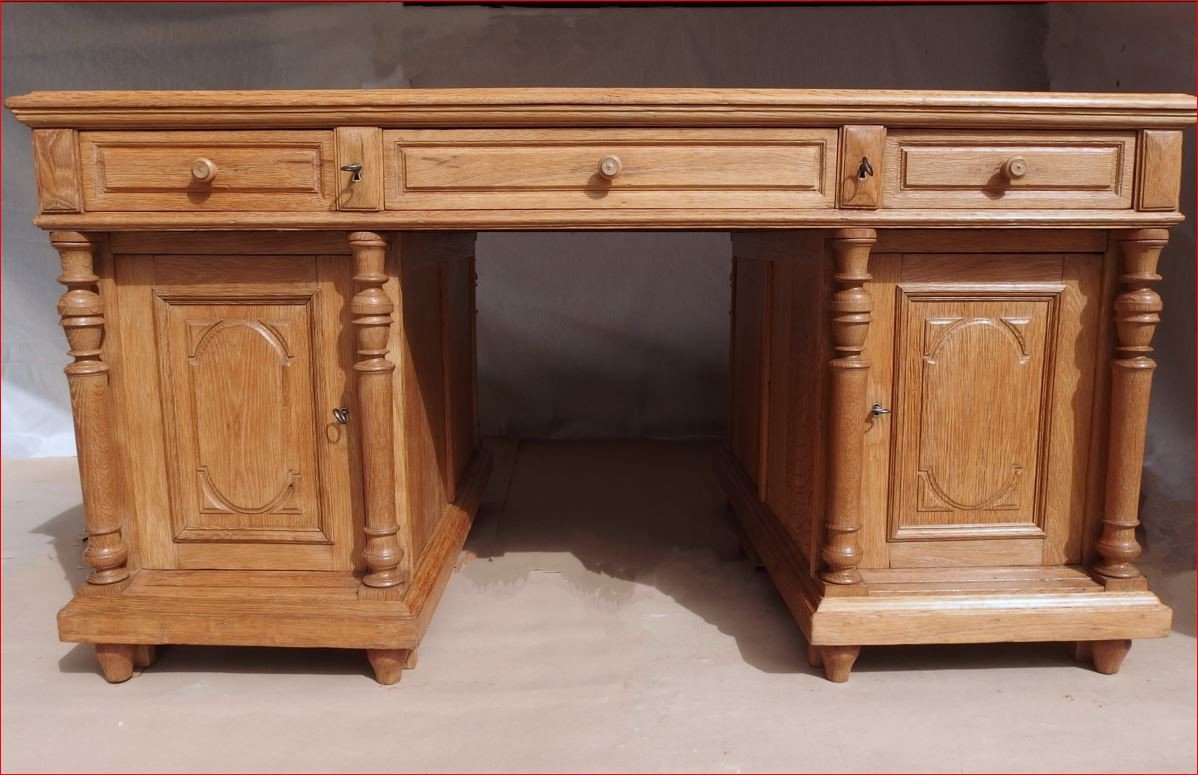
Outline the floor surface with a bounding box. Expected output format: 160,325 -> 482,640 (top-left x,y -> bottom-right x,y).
3,440 -> 1195,773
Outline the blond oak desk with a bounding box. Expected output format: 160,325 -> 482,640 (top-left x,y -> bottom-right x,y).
8,89 -> 1194,684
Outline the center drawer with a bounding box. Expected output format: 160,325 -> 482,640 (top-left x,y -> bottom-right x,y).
383,129 -> 837,211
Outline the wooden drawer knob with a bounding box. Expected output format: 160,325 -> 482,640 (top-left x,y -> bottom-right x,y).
598,155 -> 622,179
1002,156 -> 1028,179
190,157 -> 217,183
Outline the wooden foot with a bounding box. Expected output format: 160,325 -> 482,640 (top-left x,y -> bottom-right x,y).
1070,641 -> 1092,663
817,645 -> 860,683
367,649 -> 413,685
806,642 -> 823,668
1089,639 -> 1132,675
94,644 -> 135,683
133,644 -> 157,669
814,646 -> 862,680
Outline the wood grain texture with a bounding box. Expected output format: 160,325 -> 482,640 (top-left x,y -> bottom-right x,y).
888,284 -> 1060,543
1094,229 -> 1168,582
385,128 -> 836,212
366,649 -> 412,685
816,645 -> 860,683
441,254 -> 478,500
883,130 -> 1136,210
873,229 -> 1106,253
115,251 -> 357,572
403,447 -> 493,640
335,127 -> 383,211
396,252 -> 447,563
32,129 -> 82,212
1136,129 -> 1184,211
17,87 -> 1189,683
349,232 -> 404,590
109,231 -> 353,255
719,444 -> 1171,681
839,125 -> 885,208
57,449 -> 490,655
31,208 -> 1187,232
859,252 -> 898,569
1088,639 -> 1132,674
728,257 -> 768,486
93,644 -> 135,683
78,130 -> 335,212
729,231 -> 829,575
389,232 -> 478,570
8,88 -> 1194,129
52,232 -> 130,586
888,539 -> 1044,569
821,229 -> 876,586
810,591 -> 1171,646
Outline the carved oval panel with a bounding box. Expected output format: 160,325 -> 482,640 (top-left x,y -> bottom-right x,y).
917,310 -> 1044,513
188,319 -> 297,514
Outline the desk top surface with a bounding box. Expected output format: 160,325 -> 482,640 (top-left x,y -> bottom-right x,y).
8,88 -> 1196,129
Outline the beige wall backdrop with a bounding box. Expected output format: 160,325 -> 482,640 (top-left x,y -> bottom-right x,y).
2,4 -> 1193,530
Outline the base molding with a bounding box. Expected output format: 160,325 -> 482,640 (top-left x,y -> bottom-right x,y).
715,446 -> 1171,667
810,589 -> 1171,646
58,447 -> 493,653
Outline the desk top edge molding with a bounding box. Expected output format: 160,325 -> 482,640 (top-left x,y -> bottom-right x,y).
8,88 -> 1196,129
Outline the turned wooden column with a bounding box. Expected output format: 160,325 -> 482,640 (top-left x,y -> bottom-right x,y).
51,231 -> 129,588
1094,229 -> 1169,583
820,228 -> 876,586
349,232 -> 405,589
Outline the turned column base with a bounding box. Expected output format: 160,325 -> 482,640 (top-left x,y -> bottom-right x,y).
1072,639 -> 1132,675
366,648 -> 417,685
807,644 -> 861,683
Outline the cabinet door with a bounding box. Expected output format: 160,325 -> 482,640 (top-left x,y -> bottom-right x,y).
114,253 -> 358,571
864,252 -> 1104,569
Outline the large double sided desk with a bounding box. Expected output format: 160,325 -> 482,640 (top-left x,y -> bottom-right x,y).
7,88 -> 1194,683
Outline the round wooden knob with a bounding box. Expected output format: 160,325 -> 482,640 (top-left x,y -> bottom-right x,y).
190,158 -> 217,183
1002,156 -> 1028,179
598,155 -> 622,179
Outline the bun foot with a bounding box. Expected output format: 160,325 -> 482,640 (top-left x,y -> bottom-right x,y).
1088,639 -> 1132,675
367,649 -> 414,685
133,644 -> 158,669
816,645 -> 860,683
94,644 -> 136,683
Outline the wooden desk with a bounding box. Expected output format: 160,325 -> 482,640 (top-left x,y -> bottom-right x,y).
8,89 -> 1193,684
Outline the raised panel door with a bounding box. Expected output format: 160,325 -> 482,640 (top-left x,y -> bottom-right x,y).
117,252 -> 358,571
865,251 -> 1105,569
891,293 -> 1056,542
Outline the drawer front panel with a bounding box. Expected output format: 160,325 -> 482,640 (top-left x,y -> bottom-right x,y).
384,129 -> 837,210
883,131 -> 1135,209
80,131 -> 336,211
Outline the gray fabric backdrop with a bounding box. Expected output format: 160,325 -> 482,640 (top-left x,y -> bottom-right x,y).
3,5 -> 1193,534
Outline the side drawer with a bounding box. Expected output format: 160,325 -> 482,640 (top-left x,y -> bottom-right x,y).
79,130 -> 336,211
882,130 -> 1136,209
383,128 -> 838,210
